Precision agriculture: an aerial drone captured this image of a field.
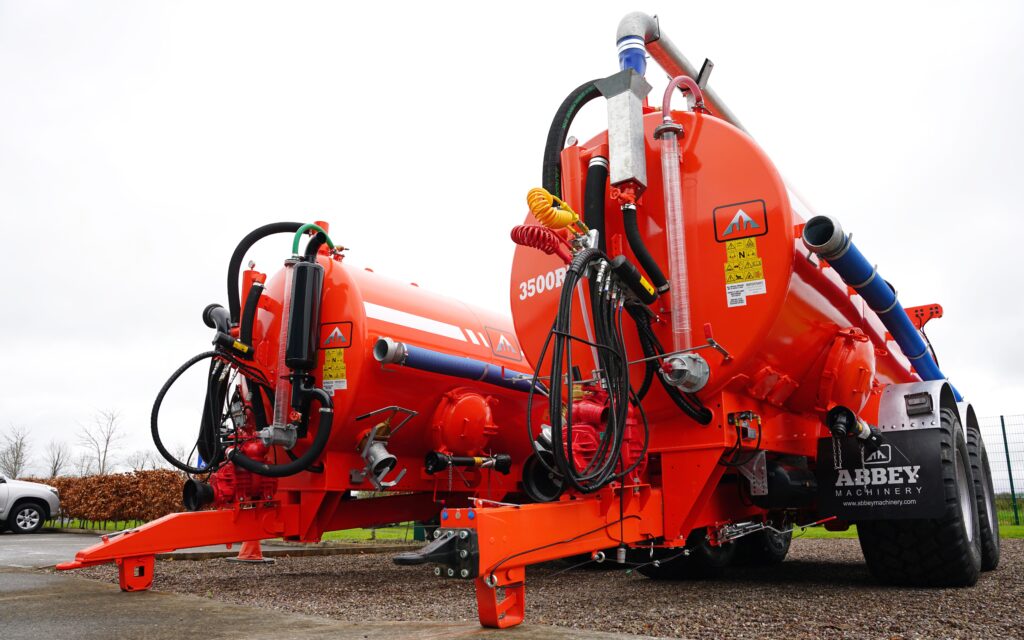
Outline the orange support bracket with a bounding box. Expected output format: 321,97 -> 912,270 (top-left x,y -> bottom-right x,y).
442,487 -> 663,628
904,303 -> 942,330
55,504 -> 299,590
57,492 -> 441,592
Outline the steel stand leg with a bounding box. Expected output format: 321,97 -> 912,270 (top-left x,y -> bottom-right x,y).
475,566 -> 526,628
116,555 -> 155,592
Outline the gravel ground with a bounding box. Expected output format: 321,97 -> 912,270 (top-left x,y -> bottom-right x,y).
70,539 -> 1023,639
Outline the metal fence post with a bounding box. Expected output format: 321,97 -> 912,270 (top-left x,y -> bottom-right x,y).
1001,415 -> 1020,526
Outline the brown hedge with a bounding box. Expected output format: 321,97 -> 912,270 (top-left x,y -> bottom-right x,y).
24,470 -> 185,523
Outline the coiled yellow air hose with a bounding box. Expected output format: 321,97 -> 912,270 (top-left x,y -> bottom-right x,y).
526,187 -> 589,234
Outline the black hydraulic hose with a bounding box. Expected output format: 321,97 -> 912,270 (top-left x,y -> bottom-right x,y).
303,232 -> 328,261
238,282 -> 264,348
152,351 -> 225,474
622,204 -> 668,293
227,222 -> 303,324
584,156 -> 608,252
197,358 -> 228,465
228,382 -> 333,478
543,80 -> 603,198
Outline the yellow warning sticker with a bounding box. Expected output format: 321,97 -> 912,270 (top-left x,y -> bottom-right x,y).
322,349 -> 347,393
723,238 -> 767,307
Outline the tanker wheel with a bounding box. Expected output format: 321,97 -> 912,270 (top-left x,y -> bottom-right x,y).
856,408 -> 981,586
735,526 -> 792,566
966,425 -> 1001,570
637,529 -> 736,580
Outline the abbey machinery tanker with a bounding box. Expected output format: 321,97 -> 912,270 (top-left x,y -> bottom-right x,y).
60,10 -> 999,629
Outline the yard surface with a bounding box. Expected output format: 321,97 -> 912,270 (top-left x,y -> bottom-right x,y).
74,538 -> 1023,639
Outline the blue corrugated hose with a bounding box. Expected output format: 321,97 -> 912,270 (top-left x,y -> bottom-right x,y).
401,344 -> 534,393
808,221 -> 962,401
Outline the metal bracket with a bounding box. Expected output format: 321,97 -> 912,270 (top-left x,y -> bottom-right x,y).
904,303 -> 943,330
736,450 -> 767,496
696,58 -> 714,89
349,406 -> 416,490
627,325 -> 732,367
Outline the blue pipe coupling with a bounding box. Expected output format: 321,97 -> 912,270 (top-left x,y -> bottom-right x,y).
373,337 -> 534,393
801,216 -> 961,401
617,35 -> 647,76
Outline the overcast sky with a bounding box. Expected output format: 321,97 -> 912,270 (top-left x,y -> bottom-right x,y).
1,1 -> 1022,475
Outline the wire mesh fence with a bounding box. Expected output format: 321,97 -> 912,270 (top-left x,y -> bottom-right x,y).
979,414 -> 1024,527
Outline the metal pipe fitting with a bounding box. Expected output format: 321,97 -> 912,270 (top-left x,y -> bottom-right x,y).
373,336 -> 408,364
801,215 -> 848,260
616,12 -> 746,133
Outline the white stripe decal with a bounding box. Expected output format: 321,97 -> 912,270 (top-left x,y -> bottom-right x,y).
364,302 -> 467,342
464,328 -> 480,345
477,331 -> 489,347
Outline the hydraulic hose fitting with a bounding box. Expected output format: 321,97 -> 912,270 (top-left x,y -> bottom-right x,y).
826,406 -> 884,452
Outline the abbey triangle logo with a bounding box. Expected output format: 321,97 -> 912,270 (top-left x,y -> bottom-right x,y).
485,326 -> 523,362
713,200 -> 768,242
319,321 -> 352,348
722,209 -> 760,237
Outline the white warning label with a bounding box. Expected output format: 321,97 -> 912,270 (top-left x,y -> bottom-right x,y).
726,280 -> 767,307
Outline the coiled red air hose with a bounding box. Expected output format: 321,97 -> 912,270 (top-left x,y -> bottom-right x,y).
511,225 -> 573,263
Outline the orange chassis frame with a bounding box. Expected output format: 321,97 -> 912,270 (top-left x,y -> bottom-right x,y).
437,394 -> 828,628
56,491 -> 440,591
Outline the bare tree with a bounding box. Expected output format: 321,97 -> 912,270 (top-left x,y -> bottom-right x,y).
0,424 -> 31,478
43,440 -> 72,478
72,453 -> 95,477
124,449 -> 158,471
77,409 -> 125,475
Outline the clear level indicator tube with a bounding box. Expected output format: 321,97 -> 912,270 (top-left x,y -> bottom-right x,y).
272,261 -> 294,427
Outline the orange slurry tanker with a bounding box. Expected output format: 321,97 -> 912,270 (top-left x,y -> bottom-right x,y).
60,10 -> 999,629
393,11 -> 999,628
57,219 -> 540,589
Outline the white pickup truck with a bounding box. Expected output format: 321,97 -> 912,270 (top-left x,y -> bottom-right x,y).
0,476 -> 61,533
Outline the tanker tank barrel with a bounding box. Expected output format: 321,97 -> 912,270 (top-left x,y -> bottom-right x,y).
801,215 -> 962,400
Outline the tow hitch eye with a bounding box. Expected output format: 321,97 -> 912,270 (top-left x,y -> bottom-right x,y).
392,528 -> 480,579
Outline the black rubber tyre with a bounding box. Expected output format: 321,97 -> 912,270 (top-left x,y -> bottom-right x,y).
8,501 -> 46,534
966,426 -> 1001,571
735,527 -> 792,566
856,408 -> 981,587
637,529 -> 736,580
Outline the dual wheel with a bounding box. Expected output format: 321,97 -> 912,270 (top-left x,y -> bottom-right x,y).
857,407 -> 1000,586
638,409 -> 1001,585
